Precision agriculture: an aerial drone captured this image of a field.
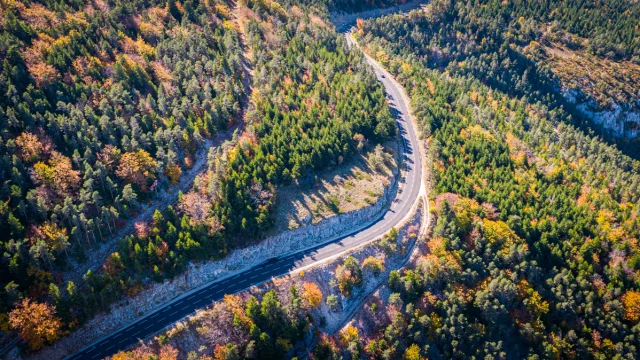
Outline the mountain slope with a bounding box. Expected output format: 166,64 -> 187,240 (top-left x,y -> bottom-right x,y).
326,3 -> 640,358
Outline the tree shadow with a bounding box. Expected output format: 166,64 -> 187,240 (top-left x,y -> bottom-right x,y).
270,149 -> 396,235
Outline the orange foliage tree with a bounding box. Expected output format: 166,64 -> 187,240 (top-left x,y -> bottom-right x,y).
158,344 -> 179,360
28,61 -> 59,87
335,256 -> 363,297
15,132 -> 51,162
32,151 -> 81,197
302,282 -> 323,308
213,343 -> 239,360
9,298 -> 62,350
356,18 -> 365,36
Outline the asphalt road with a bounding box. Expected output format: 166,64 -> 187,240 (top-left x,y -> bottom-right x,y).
66,31 -> 422,360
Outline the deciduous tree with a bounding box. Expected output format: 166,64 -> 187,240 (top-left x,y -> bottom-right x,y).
116,150 -> 157,190
622,291 -> 640,322
32,151 -> 81,197
9,298 -> 62,350
302,282 -> 323,309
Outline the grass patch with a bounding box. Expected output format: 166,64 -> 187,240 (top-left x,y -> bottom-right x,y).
326,194 -> 341,214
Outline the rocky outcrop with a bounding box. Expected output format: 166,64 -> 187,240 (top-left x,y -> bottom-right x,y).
222,172 -> 398,269
562,88 -> 640,139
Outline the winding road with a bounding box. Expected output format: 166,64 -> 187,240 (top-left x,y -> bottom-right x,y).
66,29 -> 424,360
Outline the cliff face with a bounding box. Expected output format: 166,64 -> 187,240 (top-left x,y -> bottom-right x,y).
563,88 -> 640,139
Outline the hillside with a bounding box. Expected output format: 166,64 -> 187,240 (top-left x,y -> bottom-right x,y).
1,0 -> 245,345
3,0 -> 640,359
330,1 -> 640,358
357,0 -> 640,148
104,0 -> 640,359
0,0 -> 395,355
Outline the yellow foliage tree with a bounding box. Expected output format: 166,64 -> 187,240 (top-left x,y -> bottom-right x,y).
116,150 -> 157,190
483,219 -> 519,252
32,221 -> 70,257
362,256 -> 385,275
0,313 -> 9,332
165,163 -> 182,185
32,151 -> 81,197
427,237 -> 446,257
451,197 -> 481,231
223,294 -> 253,329
403,344 -> 425,360
341,324 -> 359,345
135,36 -> 156,58
111,347 -> 156,360
213,3 -> 232,18
622,291 -> 640,322
526,290 -> 550,318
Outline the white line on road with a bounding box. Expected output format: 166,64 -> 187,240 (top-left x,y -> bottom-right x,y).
68,28 -> 424,360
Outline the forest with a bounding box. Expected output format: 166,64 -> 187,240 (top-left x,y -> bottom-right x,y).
469,0 -> 640,61
3,0 -> 640,357
109,0 -> 640,358
320,0 -> 640,358
0,0 -> 244,346
0,0 -> 395,353
357,0 -> 640,156
111,285 -> 324,360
